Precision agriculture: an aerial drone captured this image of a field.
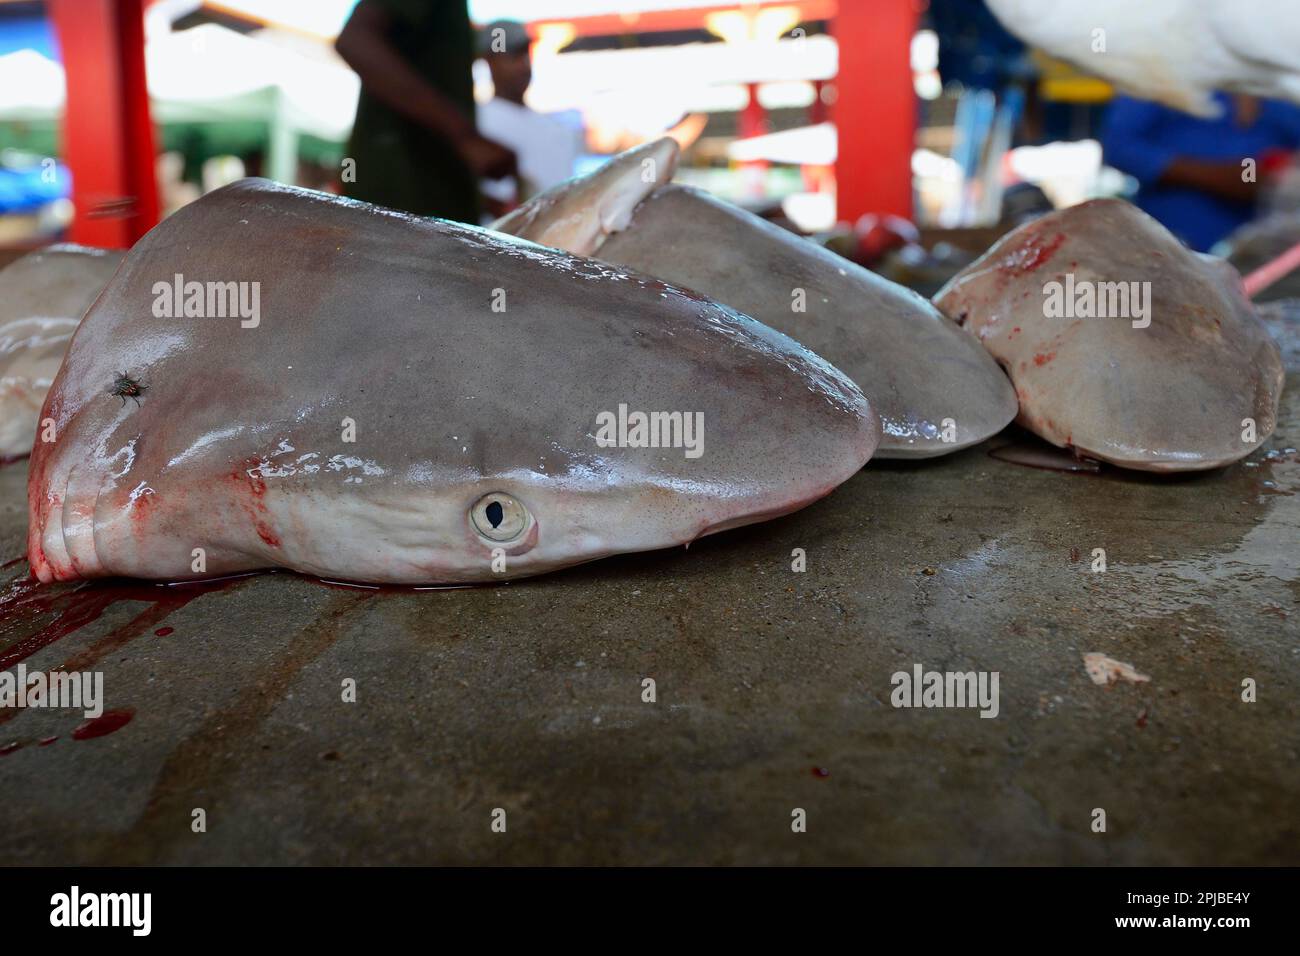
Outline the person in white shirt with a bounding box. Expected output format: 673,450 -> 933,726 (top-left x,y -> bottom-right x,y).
477,19 -> 584,218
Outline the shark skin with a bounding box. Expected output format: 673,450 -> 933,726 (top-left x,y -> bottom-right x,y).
494,140 -> 1017,458
0,245 -> 122,459
28,179 -> 881,585
934,198 -> 1284,472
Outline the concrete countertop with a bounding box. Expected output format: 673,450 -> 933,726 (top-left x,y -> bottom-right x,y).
0,291 -> 1296,862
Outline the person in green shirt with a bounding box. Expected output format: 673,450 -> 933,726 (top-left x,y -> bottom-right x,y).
335,0 -> 516,222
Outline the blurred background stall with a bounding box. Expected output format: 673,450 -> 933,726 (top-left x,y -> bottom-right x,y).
0,0 -> 1296,293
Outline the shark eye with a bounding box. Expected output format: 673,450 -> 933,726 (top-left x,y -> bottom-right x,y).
470,492 -> 530,542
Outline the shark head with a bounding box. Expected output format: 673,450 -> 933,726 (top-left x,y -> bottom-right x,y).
29,179 -> 880,585
492,137 -> 680,257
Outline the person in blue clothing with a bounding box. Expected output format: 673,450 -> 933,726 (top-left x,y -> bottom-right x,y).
1101,92 -> 1300,251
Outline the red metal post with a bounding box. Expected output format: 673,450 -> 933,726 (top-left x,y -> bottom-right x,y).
49,0 -> 160,248
736,82 -> 770,198
810,78 -> 828,126
832,0 -> 920,223
739,82 -> 768,141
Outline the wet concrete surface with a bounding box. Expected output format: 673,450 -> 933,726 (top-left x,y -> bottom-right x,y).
0,375 -> 1297,864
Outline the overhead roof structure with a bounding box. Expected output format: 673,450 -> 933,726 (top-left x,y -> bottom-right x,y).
0,24 -> 358,176
17,0 -> 916,239
193,1 -> 836,41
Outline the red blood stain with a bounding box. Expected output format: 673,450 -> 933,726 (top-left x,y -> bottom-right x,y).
130,491 -> 156,523
1002,232 -> 1066,275
0,575 -> 245,730
25,429 -> 59,579
0,741 -> 21,756
39,736 -> 57,746
72,708 -> 134,740
0,577 -> 122,675
232,460 -> 281,548
1033,351 -> 1056,366
232,460 -> 268,498
154,626 -> 174,637
127,493 -> 159,543
811,766 -> 830,778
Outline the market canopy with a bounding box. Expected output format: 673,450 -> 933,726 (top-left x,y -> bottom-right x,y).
0,24 -> 359,180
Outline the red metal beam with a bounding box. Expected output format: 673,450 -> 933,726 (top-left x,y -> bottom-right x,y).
534,0 -> 838,39
832,0 -> 919,223
49,0 -> 160,248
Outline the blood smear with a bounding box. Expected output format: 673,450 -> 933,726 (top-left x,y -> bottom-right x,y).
72,708 -> 135,740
